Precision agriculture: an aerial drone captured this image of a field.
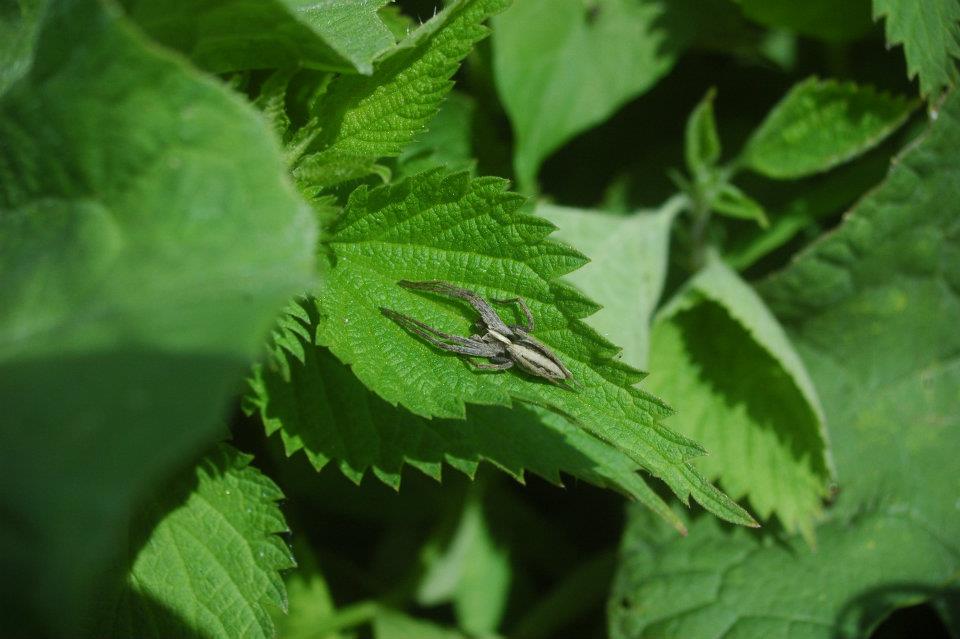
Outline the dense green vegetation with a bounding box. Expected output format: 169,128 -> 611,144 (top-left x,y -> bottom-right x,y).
1,0 -> 958,637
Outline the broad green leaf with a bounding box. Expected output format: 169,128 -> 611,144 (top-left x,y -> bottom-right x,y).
395,91 -> 477,179
537,198 -> 681,369
294,0 -> 507,188
286,0 -> 396,74
373,609 -> 470,639
417,484 -> 510,635
492,0 -> 686,191
712,182 -> 768,227
608,90 -> 960,639
685,88 -> 721,177
874,0 -> 960,97
305,168 -> 755,529
101,445 -> 294,639
0,0 -> 315,633
742,77 -> 915,179
737,0 -> 874,42
121,0 -> 385,74
247,303 -> 687,532
646,253 -> 833,537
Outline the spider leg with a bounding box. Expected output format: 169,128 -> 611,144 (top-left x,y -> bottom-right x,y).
381,308 -> 500,357
398,280 -> 513,335
491,296 -> 535,331
469,358 -> 514,371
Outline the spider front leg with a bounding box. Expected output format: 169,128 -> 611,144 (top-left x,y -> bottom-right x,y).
398,280 -> 513,335
492,296 -> 535,332
380,308 -> 500,358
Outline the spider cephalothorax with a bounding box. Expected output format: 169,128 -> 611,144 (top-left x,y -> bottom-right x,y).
381,280 -> 574,385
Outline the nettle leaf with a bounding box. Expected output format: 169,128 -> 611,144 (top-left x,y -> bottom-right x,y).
737,0 -> 874,42
874,0 -> 960,97
608,90 -> 960,639
742,77 -> 915,179
684,88 -> 721,177
294,0 -> 507,188
537,199 -> 681,369
121,0 -> 390,74
646,253 -> 833,538
0,0 -> 314,633
102,445 -> 294,639
712,181 -> 768,227
248,303 -> 681,525
492,0 -> 687,191
287,0 -> 396,74
307,169 -> 755,529
395,91 -> 477,180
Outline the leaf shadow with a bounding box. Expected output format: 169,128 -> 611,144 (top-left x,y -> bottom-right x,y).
91,447 -> 218,638
668,300 -> 832,510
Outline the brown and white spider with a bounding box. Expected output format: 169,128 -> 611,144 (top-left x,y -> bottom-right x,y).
381,280 -> 574,386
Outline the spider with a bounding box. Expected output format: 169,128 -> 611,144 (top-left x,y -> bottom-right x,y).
380,280 -> 574,386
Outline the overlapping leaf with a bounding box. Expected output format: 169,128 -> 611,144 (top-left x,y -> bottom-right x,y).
294,0 -> 507,187
121,0 -> 392,74
492,0 -> 685,191
742,77 -> 915,179
609,92 -> 960,638
0,0 -> 315,632
260,168 -> 756,530
537,200 -> 680,369
102,446 -> 294,639
874,0 -> 960,97
646,254 -> 833,538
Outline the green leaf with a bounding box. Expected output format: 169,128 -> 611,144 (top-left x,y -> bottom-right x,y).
874,0 -> 960,97
608,88 -> 960,639
0,1 -> 314,633
121,0 -> 388,74
302,168 -> 755,529
395,91 -> 477,179
685,88 -> 721,177
286,0 -> 396,74
101,445 -> 294,639
492,0 -> 686,191
417,484 -> 510,635
537,198 -> 681,369
712,181 -> 768,227
737,0 -> 874,42
742,77 -> 915,179
247,304 -> 688,532
646,253 -> 833,537
294,0 -> 507,188
373,609 -> 470,639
